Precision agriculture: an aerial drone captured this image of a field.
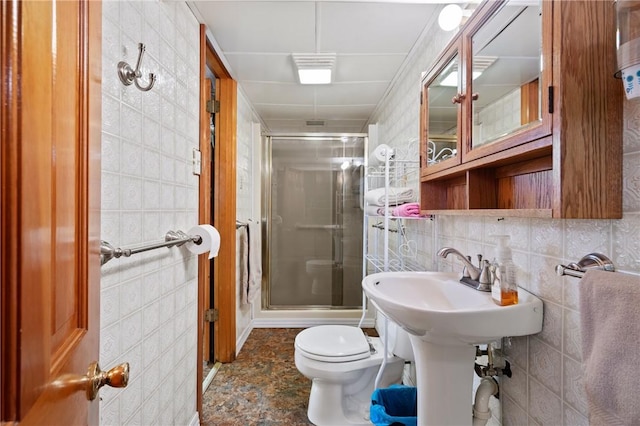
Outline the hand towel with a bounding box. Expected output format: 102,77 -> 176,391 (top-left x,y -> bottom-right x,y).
237,225 -> 250,304
364,187 -> 416,206
246,220 -> 262,303
580,269 -> 640,426
392,202 -> 421,217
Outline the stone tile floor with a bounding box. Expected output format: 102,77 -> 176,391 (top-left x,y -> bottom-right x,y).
201,328 -> 313,426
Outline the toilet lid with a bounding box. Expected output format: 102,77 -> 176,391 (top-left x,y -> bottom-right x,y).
295,325 -> 370,362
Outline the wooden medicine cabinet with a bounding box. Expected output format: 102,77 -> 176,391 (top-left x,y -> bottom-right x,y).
419,0 -> 623,219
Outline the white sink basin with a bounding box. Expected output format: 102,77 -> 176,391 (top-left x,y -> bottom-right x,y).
362,271 -> 543,425
362,271 -> 543,344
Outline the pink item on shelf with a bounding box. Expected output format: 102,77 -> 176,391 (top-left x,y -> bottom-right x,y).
392,202 -> 421,217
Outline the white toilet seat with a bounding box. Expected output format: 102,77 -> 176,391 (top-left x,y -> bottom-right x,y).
295,325 -> 370,362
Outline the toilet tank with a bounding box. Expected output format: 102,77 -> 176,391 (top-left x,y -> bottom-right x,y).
375,311 -> 415,362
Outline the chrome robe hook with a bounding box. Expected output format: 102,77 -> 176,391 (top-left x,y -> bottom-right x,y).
117,43 -> 156,91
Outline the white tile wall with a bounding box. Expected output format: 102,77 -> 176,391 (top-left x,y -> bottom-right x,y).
235,89 -> 260,349
370,22 -> 640,426
473,88 -> 521,145
100,1 -> 201,424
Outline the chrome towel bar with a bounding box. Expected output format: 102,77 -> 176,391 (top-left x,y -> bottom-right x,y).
101,230 -> 202,266
555,253 -> 616,278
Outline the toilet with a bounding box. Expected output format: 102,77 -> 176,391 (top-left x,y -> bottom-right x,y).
294,319 -> 414,426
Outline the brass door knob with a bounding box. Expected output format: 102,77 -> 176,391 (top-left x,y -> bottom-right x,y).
85,362 -> 129,400
51,362 -> 129,401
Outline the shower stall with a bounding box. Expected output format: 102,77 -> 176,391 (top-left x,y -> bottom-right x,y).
262,134 -> 366,310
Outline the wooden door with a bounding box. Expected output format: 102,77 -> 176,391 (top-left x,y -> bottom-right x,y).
1,1 -> 107,424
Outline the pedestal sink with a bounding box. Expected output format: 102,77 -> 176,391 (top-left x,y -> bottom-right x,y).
362,271 -> 543,426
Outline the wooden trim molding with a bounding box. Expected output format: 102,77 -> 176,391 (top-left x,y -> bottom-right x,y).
197,23 -> 237,416
213,76 -> 237,363
520,79 -> 539,125
1,1 -> 21,419
196,24 -> 209,418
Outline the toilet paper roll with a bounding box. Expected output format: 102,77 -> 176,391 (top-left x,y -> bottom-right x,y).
370,144 -> 394,166
186,224 -> 220,259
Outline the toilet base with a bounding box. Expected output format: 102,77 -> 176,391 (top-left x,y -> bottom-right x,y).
304,353 -> 405,425
308,381 -> 372,426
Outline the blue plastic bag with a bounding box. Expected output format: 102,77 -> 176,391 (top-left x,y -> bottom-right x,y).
370,384 -> 417,426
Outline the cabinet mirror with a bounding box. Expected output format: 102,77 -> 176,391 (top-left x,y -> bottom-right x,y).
470,0 -> 542,149
426,53 -> 460,166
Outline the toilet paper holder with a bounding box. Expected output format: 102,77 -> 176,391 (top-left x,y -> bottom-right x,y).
100,230 -> 202,266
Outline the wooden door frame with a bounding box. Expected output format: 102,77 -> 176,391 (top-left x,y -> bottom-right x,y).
1,1 -> 21,417
197,24 -> 237,413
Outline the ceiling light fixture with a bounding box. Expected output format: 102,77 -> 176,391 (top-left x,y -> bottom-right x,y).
438,4 -> 463,31
438,3 -> 477,32
292,53 -> 336,85
438,56 -> 497,87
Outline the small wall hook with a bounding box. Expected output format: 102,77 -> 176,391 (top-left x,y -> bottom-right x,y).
117,43 -> 156,91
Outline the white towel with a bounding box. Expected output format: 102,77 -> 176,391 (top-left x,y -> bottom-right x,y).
580,269 -> 640,425
246,220 -> 262,303
364,187 -> 416,206
237,225 -> 250,304
365,205 -> 382,216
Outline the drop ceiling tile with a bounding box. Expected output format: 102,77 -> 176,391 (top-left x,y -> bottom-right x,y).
333,126 -> 368,133
254,104 -> 316,120
242,82 -> 315,105
264,123 -> 319,133
479,58 -> 540,86
325,119 -> 368,128
192,0 -> 443,136
334,54 -> 406,82
476,5 -> 541,58
265,118 -> 367,133
315,105 -> 376,120
325,121 -> 368,133
224,53 -> 297,83
315,82 -> 389,105
264,118 -> 367,134
318,3 -> 437,54
194,1 -> 316,53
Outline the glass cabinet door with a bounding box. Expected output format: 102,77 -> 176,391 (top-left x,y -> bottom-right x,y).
466,0 -> 550,160
421,40 -> 463,175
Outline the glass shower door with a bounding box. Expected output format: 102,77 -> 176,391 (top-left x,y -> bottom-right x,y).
265,135 -> 364,309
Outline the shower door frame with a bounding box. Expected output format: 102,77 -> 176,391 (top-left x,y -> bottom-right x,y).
262,133 -> 367,311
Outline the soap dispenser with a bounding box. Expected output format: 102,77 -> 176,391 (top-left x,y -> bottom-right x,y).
491,235 -> 518,306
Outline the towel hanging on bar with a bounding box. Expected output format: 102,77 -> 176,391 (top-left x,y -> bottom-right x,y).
580,269 -> 640,425
237,219 -> 261,304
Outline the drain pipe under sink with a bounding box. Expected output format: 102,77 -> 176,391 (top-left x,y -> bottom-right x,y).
472,377 -> 499,426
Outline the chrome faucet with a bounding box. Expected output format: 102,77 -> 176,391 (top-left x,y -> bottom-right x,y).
437,247 -> 493,292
